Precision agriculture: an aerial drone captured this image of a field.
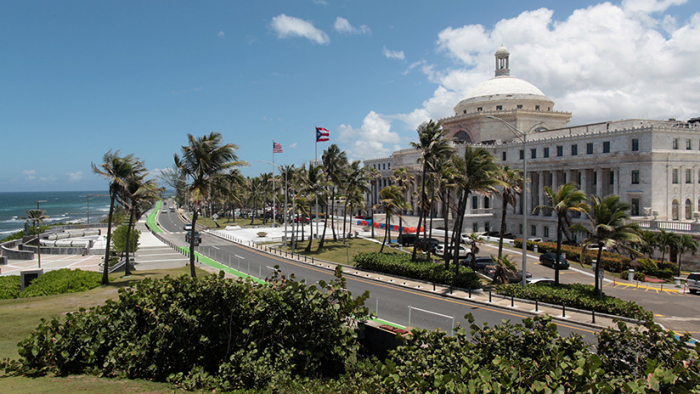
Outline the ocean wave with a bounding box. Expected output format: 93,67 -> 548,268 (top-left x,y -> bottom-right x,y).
1,216 -> 23,223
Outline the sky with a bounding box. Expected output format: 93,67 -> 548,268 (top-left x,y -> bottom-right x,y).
1,0 -> 699,192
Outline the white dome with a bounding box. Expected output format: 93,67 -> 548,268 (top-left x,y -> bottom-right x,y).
466,76 -> 547,100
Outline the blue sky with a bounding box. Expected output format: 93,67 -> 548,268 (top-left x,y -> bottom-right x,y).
2,0 -> 699,192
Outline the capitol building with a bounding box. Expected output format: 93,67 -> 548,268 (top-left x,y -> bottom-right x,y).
365,47 -> 700,242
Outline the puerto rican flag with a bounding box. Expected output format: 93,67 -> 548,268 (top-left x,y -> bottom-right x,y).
273,141 -> 283,153
316,127 -> 330,142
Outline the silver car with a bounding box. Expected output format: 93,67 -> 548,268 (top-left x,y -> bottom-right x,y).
687,272 -> 700,294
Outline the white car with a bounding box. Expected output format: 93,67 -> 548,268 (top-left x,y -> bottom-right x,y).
184,223 -> 193,231
435,244 -> 470,258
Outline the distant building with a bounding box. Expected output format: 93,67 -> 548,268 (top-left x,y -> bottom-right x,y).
365,46 -> 700,241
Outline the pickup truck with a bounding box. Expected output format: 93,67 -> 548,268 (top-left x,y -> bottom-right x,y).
185,231 -> 201,246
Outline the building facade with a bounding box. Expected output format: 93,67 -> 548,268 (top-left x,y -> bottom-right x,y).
365,47 -> 700,241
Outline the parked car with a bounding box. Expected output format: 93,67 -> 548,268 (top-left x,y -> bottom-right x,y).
507,270 -> 533,282
397,233 -> 418,246
294,216 -> 311,224
185,231 -> 201,246
687,272 -> 700,294
539,253 -> 570,270
527,277 -> 555,285
435,244 -> 470,258
462,255 -> 495,271
417,237 -> 440,252
184,223 -> 193,231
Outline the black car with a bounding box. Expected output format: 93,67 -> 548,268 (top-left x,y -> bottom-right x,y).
185,231 -> 202,246
397,233 -> 418,246
417,237 -> 440,252
462,255 -> 494,271
539,253 -> 570,269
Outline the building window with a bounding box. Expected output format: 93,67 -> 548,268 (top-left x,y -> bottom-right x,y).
388,163 -> 391,169
593,171 -> 597,185
687,139 -> 692,150
535,105 -> 540,111
571,144 -> 578,156
477,107 -> 482,112
673,138 -> 679,149
603,141 -> 610,153
609,170 -> 615,185
519,224 -> 523,235
687,169 -> 693,184
496,105 -> 502,110
673,169 -> 679,184
531,225 -> 537,236
672,199 -> 680,220
632,138 -> 639,151
519,150 -> 524,160
686,199 -> 693,220
543,147 -> 549,158
472,196 -> 478,209
485,222 -> 491,232
463,110 -> 466,114
543,226 -> 549,238
631,170 -> 639,184
502,151 -> 507,161
587,143 -> 594,154
531,148 -> 537,159
484,196 -> 491,209
556,146 -> 563,157
631,198 -> 640,216
473,222 -> 479,232
517,104 -> 523,109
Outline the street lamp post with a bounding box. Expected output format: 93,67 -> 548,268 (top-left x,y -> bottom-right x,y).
260,160 -> 289,242
486,115 -> 528,286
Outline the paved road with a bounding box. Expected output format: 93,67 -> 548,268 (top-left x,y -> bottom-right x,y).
160,208 -> 602,341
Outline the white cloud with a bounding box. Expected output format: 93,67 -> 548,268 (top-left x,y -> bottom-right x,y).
22,170 -> 36,181
338,111 -> 401,160
289,142 -> 298,149
217,31 -> 225,38
382,47 -> 405,60
66,171 -> 83,182
270,14 -> 330,45
334,17 -> 371,35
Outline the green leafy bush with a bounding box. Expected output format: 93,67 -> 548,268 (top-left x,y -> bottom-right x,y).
6,269 -> 369,392
353,252 -> 481,289
359,315 -> 700,393
638,258 -> 658,276
0,275 -> 21,299
495,282 -> 653,321
656,260 -> 677,272
19,269 -> 102,298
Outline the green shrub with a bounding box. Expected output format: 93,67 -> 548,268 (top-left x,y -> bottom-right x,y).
638,258 -> 658,276
0,275 -> 21,299
353,252 -> 481,289
7,269 -> 369,391
656,268 -> 674,279
656,260 -> 677,272
18,269 -> 102,298
495,282 -> 652,321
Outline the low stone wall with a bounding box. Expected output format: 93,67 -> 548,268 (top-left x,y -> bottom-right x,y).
0,245 -> 34,260
20,244 -> 88,256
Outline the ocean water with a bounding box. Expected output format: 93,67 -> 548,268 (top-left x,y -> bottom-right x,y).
0,191 -> 112,240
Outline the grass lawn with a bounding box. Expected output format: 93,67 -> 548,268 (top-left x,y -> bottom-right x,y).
196,216 -> 272,228
0,266 -> 211,393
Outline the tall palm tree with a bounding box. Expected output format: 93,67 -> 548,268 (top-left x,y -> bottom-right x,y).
533,183 -> 589,285
450,146 -> 503,271
366,167 -> 381,239
409,120 -> 454,260
437,157 -> 459,266
23,209 -> 48,269
174,132 -> 242,278
494,165 -> 523,260
374,185 -> 409,253
639,230 -> 659,259
123,175 -> 162,277
342,161 -> 370,238
320,144 -> 348,245
391,167 -> 414,240
246,177 -> 264,225
92,151 -> 144,285
673,234 -> 698,277
298,163 -> 326,252
656,229 -> 676,264
575,195 -> 641,296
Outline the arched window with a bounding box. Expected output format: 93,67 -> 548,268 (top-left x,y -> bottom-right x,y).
484,196 -> 491,209
686,199 -> 693,220
672,199 -> 680,220
454,130 -> 472,144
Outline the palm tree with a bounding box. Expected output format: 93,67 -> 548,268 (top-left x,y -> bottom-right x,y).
673,234 -> 698,277
391,167 -> 414,240
494,165 -> 523,260
575,195 -> 641,296
123,175 -> 162,277
246,177 -> 264,225
450,147 -> 503,271
374,186 -> 409,253
320,144 -> 348,246
409,120 -> 454,260
174,132 -> 242,278
366,167 -> 381,239
23,209 -> 48,269
92,151 -> 144,285
342,161 -> 370,238
533,183 -> 589,285
298,163 -> 325,252
639,230 -> 659,258
656,229 -> 676,264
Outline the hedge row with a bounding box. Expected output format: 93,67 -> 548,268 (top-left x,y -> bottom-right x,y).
353,252 -> 482,289
495,282 -> 653,321
0,269 -> 102,300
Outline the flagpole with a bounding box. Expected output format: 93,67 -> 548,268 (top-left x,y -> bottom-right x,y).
272,140 -> 276,228
314,129 -> 319,240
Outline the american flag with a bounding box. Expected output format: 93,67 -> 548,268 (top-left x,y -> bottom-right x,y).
316,127 -> 330,142
273,142 -> 283,153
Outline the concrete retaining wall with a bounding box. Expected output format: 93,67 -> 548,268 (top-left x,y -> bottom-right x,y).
0,245 -> 34,260
20,244 -> 88,256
